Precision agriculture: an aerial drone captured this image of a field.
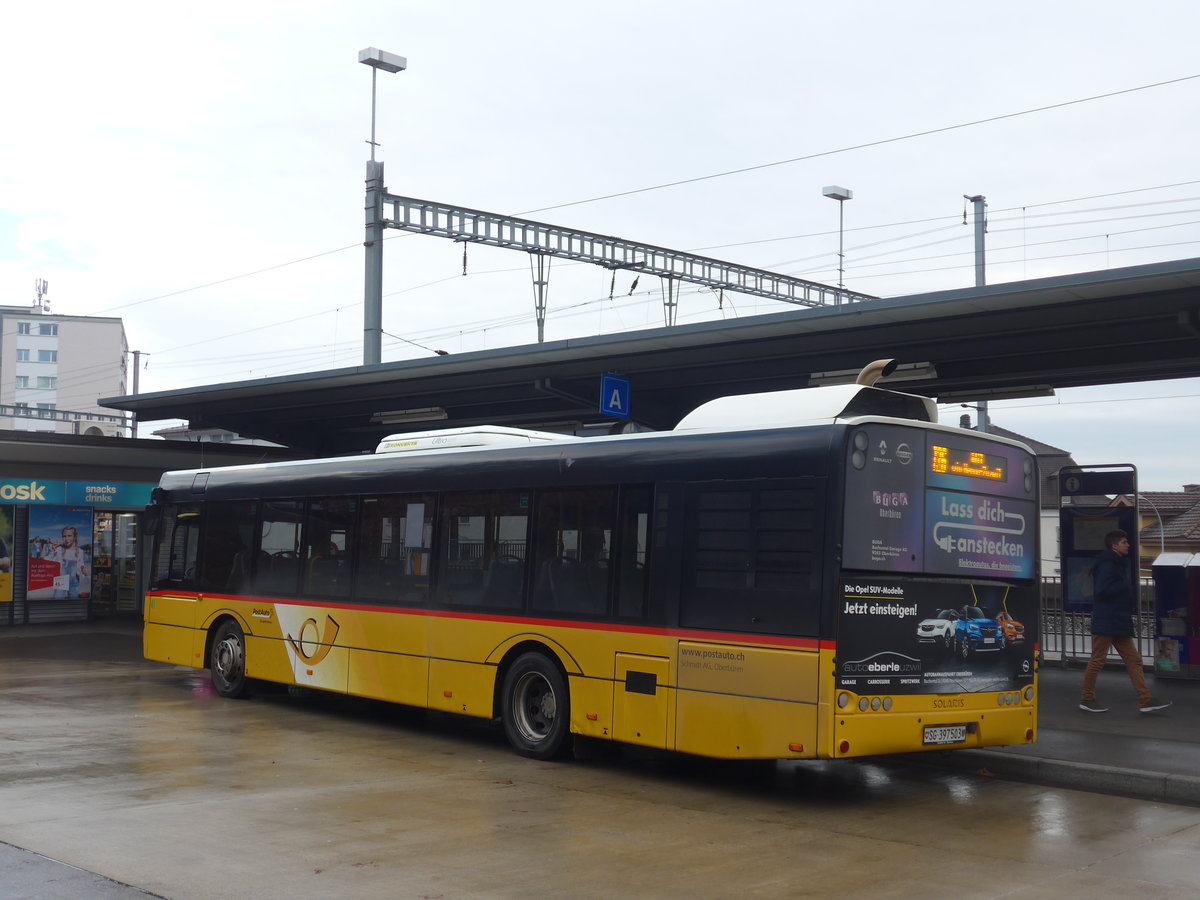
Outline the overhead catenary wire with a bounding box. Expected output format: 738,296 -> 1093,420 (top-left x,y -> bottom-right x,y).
70,70 -> 1197,384
515,75 -> 1200,216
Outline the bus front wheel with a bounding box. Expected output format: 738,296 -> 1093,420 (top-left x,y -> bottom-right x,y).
501,652 -> 570,760
211,620 -> 248,699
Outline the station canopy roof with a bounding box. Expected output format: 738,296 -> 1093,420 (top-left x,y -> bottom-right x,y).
103,257 -> 1200,457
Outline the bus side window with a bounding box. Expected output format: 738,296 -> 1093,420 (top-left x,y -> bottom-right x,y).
257,500 -> 303,596
530,487 -> 615,616
355,494 -> 435,606
614,486 -> 652,620
679,478 -> 822,636
198,500 -> 257,594
439,490 -> 529,610
302,497 -> 356,600
151,504 -> 202,590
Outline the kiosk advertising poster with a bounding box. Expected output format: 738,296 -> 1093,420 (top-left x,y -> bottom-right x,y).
0,505 -> 13,603
27,506 -> 94,601
838,423 -> 1039,694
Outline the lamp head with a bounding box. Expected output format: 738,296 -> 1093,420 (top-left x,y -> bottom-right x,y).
359,48 -> 407,73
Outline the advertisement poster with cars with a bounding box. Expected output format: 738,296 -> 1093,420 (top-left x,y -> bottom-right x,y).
837,577 -> 1037,694
838,424 -> 1038,693
27,506 -> 93,601
0,504 -> 13,603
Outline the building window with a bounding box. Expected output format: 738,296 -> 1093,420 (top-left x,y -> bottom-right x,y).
15,402 -> 30,416
14,376 -> 29,389
17,322 -> 31,335
36,403 -> 56,418
36,376 -> 57,390
38,323 -> 59,336
37,350 -> 57,363
16,349 -> 30,361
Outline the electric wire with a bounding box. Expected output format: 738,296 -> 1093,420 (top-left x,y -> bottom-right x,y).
515,75 -> 1200,216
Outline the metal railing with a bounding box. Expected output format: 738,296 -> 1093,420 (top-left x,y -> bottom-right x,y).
1040,576 -> 1156,666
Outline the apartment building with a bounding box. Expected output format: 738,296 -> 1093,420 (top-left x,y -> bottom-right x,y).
0,304 -> 129,436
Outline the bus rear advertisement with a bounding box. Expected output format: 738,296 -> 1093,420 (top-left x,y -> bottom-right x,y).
143,369 -> 1038,763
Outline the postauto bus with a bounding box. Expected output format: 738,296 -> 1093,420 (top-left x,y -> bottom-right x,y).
144,362 -> 1038,761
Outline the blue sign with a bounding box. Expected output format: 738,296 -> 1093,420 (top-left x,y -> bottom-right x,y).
0,479 -> 154,507
599,373 -> 631,419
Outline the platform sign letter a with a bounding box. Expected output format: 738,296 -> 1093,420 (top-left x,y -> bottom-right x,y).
600,373 -> 631,419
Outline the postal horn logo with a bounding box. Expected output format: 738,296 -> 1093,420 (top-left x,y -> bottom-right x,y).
286,615 -> 341,665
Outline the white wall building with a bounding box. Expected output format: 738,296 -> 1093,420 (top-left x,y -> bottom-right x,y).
0,304 -> 129,436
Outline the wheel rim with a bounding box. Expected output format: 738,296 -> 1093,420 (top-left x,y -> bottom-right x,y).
512,670 -> 556,744
213,634 -> 244,686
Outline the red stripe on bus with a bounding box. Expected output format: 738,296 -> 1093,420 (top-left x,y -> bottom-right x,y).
146,590 -> 826,650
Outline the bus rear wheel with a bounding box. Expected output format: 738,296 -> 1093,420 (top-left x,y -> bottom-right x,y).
211,620 -> 248,698
501,652 -> 570,760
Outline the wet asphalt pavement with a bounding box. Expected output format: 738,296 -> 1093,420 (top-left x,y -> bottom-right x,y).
2,619 -> 1200,899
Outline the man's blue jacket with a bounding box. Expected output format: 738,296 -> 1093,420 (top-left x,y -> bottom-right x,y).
1091,548 -> 1136,637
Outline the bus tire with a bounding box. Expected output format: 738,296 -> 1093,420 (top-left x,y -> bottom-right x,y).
211,620 -> 249,699
501,652 -> 570,760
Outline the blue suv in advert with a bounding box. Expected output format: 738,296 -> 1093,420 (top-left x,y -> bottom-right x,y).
952,605 -> 1004,658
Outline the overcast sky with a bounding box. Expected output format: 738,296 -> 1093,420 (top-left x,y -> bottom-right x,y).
3,1 -> 1199,489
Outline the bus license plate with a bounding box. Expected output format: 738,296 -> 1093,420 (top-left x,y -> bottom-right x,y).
923,725 -> 967,745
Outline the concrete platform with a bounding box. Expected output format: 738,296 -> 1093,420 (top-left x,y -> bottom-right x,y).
928,658 -> 1200,805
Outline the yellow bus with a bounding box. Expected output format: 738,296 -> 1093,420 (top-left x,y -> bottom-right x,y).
144,366 -> 1039,761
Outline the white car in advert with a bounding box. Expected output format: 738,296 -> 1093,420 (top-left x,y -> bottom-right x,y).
916,609 -> 957,654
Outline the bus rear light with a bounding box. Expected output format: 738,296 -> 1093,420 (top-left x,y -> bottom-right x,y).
858,697 -> 869,711
586,712 -> 598,721
788,742 -> 803,753
882,697 -> 892,711
1026,728 -> 1034,741
837,692 -> 850,708
1023,686 -> 1035,702
839,740 -> 850,755
443,690 -> 453,698
870,697 -> 881,711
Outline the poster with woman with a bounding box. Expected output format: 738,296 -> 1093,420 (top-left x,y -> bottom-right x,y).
0,504 -> 13,603
28,506 -> 93,600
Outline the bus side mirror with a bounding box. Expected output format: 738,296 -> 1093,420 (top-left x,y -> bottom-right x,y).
143,504 -> 162,538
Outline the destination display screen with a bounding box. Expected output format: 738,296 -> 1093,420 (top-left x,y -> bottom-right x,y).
930,444 -> 1006,481
842,424 -> 1037,581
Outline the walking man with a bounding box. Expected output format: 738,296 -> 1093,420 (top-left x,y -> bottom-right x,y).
1080,529 -> 1170,713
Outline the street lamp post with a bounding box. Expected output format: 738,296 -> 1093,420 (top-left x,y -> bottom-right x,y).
359,48 -> 407,367
964,194 -> 989,431
821,185 -> 852,304
1138,492 -> 1166,558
